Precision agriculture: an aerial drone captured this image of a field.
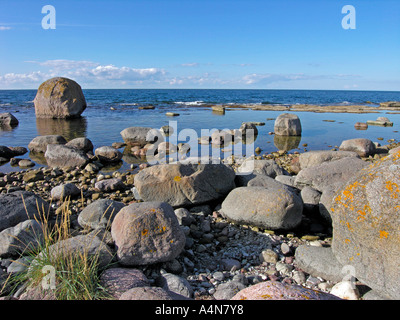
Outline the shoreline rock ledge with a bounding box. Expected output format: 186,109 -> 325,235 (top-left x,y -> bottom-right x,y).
34,77 -> 87,119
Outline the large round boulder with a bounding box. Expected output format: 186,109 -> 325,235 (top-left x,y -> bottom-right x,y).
221,184 -> 303,230
331,151 -> 400,299
34,77 -> 86,119
111,201 -> 186,266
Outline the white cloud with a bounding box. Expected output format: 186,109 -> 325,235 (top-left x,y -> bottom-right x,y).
0,60 -> 166,88
181,62 -> 199,67
0,26 -> 11,31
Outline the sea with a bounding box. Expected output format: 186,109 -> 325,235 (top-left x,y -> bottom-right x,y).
1,89 -> 400,173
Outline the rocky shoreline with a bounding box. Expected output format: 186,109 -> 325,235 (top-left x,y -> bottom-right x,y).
0,133 -> 399,300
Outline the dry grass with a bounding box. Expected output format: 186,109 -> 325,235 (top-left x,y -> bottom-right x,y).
4,194 -> 113,300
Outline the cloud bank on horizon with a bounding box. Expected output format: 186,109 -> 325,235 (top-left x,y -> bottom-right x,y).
0,0 -> 399,90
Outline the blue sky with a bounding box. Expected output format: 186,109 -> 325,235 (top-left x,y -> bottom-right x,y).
0,0 -> 399,90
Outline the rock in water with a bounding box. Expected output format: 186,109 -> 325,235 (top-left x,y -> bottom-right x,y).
134,163 -> 236,207
95,146 -> 123,163
274,113 -> 302,136
28,135 -> 67,153
339,138 -> 376,157
120,127 -> 158,146
65,137 -> 94,153
111,201 -> 186,266
221,185 -> 303,230
0,113 -> 19,127
34,77 -> 86,119
331,151 -> 400,300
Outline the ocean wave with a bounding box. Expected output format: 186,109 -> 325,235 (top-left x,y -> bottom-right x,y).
119,103 -> 139,106
0,103 -> 12,106
174,101 -> 205,106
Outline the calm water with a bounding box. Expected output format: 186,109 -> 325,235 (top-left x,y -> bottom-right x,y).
1,89 -> 400,173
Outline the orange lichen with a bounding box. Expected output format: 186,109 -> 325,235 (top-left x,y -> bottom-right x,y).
344,238 -> 351,244
173,176 -> 182,182
141,229 -> 148,236
385,181 -> 399,199
379,230 -> 389,239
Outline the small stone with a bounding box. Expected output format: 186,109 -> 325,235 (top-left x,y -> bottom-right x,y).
213,271 -> 225,281
259,249 -> 278,264
280,243 -> 291,255
292,270 -> 306,285
330,281 -> 360,300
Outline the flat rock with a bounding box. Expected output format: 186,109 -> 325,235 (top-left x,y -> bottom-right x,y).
28,135 -> 67,153
294,245 -> 344,282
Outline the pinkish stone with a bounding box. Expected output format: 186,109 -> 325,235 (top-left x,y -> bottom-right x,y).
99,267 -> 149,299
231,281 -> 341,300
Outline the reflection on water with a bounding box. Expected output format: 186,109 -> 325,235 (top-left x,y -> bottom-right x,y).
36,117 -> 87,141
29,152 -> 48,166
274,135 -> 301,151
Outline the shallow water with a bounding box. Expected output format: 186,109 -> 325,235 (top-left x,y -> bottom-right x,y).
1,89 -> 399,173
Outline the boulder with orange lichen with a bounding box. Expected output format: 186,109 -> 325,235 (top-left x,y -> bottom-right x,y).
331,151 -> 400,299
111,201 -> 186,266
